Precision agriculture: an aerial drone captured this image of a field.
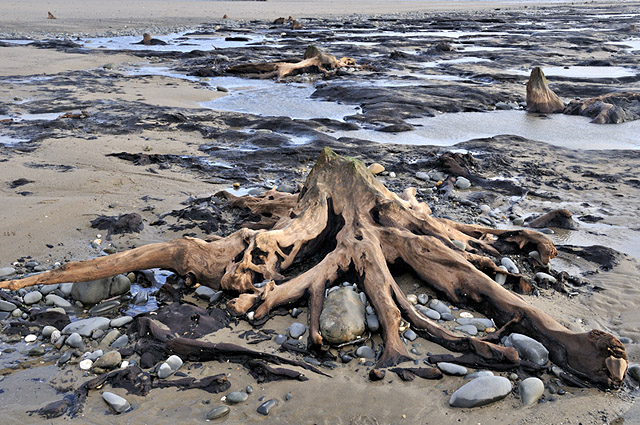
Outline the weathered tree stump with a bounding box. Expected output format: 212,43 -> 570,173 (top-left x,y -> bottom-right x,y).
526,67 -> 565,113
225,46 -> 356,79
0,148 -> 626,388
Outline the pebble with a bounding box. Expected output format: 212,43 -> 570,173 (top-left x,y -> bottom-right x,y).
226,391 -> 249,404
459,312 -> 474,319
479,204 -> 491,214
456,318 -> 494,331
535,272 -> 557,284
210,291 -> 223,303
24,291 -> 43,305
628,364 -> 640,382
356,346 -> 376,359
478,217 -> 493,226
512,217 -> 525,226
66,333 -> 83,348
341,354 -> 354,363
417,305 -> 440,320
494,272 -> 507,286
500,257 -> 519,274
110,316 -> 133,328
206,405 -> 230,420
111,334 -> 129,349
464,370 -> 494,380
39,284 -> 59,295
45,294 -> 72,308
166,355 -> 183,371
449,376 -> 512,408
59,283 -> 74,297
417,294 -> 429,305
79,359 -> 93,370
438,362 -> 468,376
101,329 -> 121,347
529,251 -> 542,263
274,334 -> 287,345
291,308 -> 302,318
404,329 -> 417,341
289,322 -> 306,339
71,275 -> 130,305
455,177 -> 471,190
416,171 -> 430,181
157,363 -> 173,379
29,345 -> 45,356
502,333 -> 549,366
85,350 -> 104,361
0,267 -> 16,277
429,299 -> 451,316
88,300 -> 121,316
11,308 -> 22,317
42,326 -> 58,338
441,313 -> 455,321
406,294 -> 418,304
455,325 -> 478,336
102,391 -> 130,413
94,351 -> 122,370
0,300 -> 18,312
520,377 -> 545,406
451,240 -> 466,250
25,334 -> 37,343
58,351 -> 72,365
195,286 -> 216,300
366,313 -> 380,332
62,317 -> 111,337
257,399 -> 278,416
216,86 -> 229,93
246,385 -> 253,394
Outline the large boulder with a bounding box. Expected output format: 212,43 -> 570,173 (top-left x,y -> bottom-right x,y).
526,67 -> 565,113
319,287 -> 366,344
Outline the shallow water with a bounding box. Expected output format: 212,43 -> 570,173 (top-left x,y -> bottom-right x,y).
331,110 -> 640,150
509,66 -> 638,79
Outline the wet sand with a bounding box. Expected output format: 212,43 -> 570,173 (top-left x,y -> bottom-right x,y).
1,1 -> 640,424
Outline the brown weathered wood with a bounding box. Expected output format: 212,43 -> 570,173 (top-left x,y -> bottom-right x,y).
0,148 -> 626,388
225,47 -> 356,79
526,67 -> 565,113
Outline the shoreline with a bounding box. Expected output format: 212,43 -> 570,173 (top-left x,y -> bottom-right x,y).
0,0 -> 638,38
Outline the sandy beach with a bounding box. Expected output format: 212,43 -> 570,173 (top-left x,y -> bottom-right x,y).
1,0 -> 639,424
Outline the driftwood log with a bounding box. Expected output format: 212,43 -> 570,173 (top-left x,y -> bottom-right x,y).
526,67 -> 565,113
0,148 -> 627,388
225,46 -> 356,79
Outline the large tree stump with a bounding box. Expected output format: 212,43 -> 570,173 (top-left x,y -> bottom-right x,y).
526,67 -> 565,113
0,148 -> 626,388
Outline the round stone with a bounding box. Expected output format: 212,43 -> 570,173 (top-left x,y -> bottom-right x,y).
94,351 -> 122,370
500,257 -> 519,274
406,294 -> 418,304
79,359 -> 93,370
404,329 -> 417,341
25,334 -> 37,343
157,363 -> 173,379
417,294 -> 429,305
520,377 -> 545,406
66,332 -> 83,348
206,406 -> 230,420
42,325 -> 58,338
628,364 -> 640,382
356,346 -> 375,359
23,291 -> 43,305
165,355 -> 183,372
289,322 -> 306,339
449,376 -> 512,408
455,177 -> 471,190
274,334 -> 287,345
226,391 -> 248,404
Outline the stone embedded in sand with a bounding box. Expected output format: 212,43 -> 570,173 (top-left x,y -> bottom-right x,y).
102,391 -> 130,413
62,317 -> 110,337
503,333 -> 549,366
526,67 -> 565,113
71,275 -> 130,305
319,287 -> 366,344
438,362 -> 468,376
520,377 -> 545,406
93,351 -> 122,370
449,376 -> 512,408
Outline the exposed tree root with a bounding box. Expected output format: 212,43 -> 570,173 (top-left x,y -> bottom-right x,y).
225,46 -> 357,79
0,148 -> 627,388
526,66 -> 565,113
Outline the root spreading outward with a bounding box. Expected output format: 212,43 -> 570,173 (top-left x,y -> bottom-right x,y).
0,148 -> 627,388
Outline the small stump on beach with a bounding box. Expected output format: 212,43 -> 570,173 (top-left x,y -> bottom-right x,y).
526,67 -> 565,113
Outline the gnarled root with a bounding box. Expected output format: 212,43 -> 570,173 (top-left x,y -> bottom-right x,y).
0,148 -> 626,388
